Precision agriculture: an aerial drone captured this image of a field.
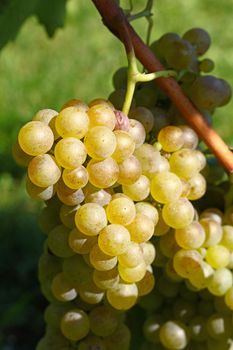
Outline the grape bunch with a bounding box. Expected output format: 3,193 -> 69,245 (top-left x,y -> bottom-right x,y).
13,27 -> 233,350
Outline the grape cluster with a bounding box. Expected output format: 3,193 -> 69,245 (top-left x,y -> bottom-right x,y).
13,26 -> 233,350
111,27 -> 232,128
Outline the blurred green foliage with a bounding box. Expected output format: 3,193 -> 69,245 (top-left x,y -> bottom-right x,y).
0,0 -> 233,349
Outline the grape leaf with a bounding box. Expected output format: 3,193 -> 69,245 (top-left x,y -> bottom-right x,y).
0,0 -> 67,50
35,0 -> 67,37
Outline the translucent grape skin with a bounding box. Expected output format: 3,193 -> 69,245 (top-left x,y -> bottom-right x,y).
55,106 -> 89,139
112,130 -> 135,162
84,126 -> 117,160
60,309 -> 90,341
90,243 -> 117,271
106,196 -> 136,226
28,154 -> 61,187
118,261 -> 147,283
18,120 -> 54,156
159,320 -> 189,350
175,222 -> 206,249
122,175 -> 150,201
117,155 -> 142,185
162,198 -> 195,229
106,282 -> 138,310
150,171 -> 183,204
54,137 -> 87,170
87,103 -> 116,130
62,166 -> 89,190
158,125 -> 184,152
118,241 -> 143,268
75,203 -> 107,236
127,213 -> 155,243
51,272 -> 77,302
87,158 -> 119,188
98,224 -> 131,256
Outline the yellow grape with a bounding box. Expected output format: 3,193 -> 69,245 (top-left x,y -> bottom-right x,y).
173,249 -> 203,279
87,103 -> 116,129
186,173 -> 206,200
78,280 -> 104,305
150,171 -> 183,204
84,185 -> 112,207
122,175 -> 150,201
55,106 -> 89,138
106,196 -> 136,226
179,125 -> 198,149
18,121 -> 54,156
127,213 -> 154,243
57,179 -> 84,206
51,272 -> 77,302
118,261 -> 147,283
28,154 -> 61,187
93,267 -> 120,290
60,309 -> 90,341
169,148 -> 204,179
159,230 -> 180,258
33,108 -> 58,124
159,321 -> 189,350
158,125 -> 184,152
207,268 -> 233,296
98,224 -> 131,256
175,222 -> 206,249
60,99 -> 88,111
26,177 -> 56,201
75,203 -> 107,236
134,143 -> 162,178
220,225 -> 233,250
90,243 -> 117,271
87,158 -> 119,188
62,165 -> 88,190
200,218 -> 223,247
69,228 -> 97,254
112,130 -> 135,163
106,282 -> 138,310
135,202 -> 159,225
118,241 -> 143,268
117,155 -> 142,185
205,245 -> 230,269
128,119 -> 146,148
88,98 -> 114,109
54,137 -> 87,169
162,198 -> 194,229
137,270 -> 155,296
84,126 -> 117,159
140,242 -> 156,265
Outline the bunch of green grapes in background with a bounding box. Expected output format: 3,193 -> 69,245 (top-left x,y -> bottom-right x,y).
13,27 -> 233,350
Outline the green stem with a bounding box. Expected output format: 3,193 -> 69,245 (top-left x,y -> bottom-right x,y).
122,51 -> 176,115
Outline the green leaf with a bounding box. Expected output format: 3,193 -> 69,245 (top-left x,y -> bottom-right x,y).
36,0 -> 67,37
0,0 -> 67,50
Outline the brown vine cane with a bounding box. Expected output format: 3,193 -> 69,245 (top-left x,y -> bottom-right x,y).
92,0 -> 233,173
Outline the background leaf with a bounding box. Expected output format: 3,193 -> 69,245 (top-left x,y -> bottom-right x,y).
0,0 -> 67,50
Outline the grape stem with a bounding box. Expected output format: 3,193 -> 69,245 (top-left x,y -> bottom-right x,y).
91,0 -> 233,173
123,51 -> 176,115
